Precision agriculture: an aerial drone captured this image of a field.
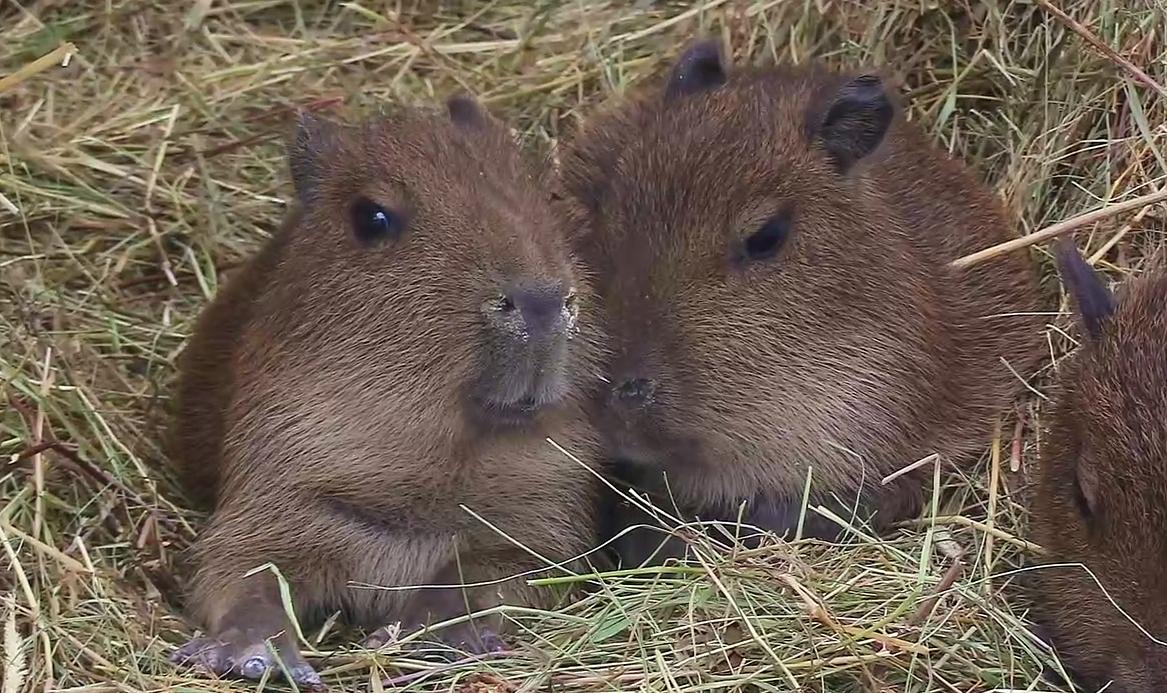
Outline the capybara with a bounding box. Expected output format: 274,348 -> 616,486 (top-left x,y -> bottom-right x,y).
556,39 -> 1044,564
167,95 -> 603,687
1028,238 -> 1167,692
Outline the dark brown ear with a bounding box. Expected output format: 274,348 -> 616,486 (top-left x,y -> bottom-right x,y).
288,110 -> 339,204
810,74 -> 894,173
664,39 -> 727,100
446,94 -> 490,130
1054,238 -> 1115,340
1074,456 -> 1101,519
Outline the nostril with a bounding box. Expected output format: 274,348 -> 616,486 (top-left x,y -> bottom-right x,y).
614,378 -> 656,404
504,282 -> 569,333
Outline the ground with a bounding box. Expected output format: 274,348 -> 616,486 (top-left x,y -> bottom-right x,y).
2,1 -> 1165,691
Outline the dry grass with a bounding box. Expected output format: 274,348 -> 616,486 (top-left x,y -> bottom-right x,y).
2,1 -> 1166,691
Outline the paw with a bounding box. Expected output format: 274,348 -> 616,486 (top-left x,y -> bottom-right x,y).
171,636 -> 325,690
396,623 -> 510,660
361,625 -> 398,650
362,623 -> 505,653
468,628 -> 508,654
439,624 -> 509,657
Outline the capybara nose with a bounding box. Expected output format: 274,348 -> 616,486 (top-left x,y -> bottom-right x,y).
612,377 -> 656,406
512,283 -> 570,333
493,282 -> 574,337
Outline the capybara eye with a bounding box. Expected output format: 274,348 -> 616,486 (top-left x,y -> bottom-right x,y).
738,213 -> 790,265
350,197 -> 403,243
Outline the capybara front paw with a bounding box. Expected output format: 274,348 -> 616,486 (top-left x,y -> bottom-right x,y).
437,623 -> 509,657
362,625 -> 397,650
468,627 -> 508,654
390,622 -> 510,660
170,636 -> 324,690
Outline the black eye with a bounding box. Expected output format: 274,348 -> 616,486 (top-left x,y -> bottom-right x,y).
736,213 -> 791,266
350,197 -> 403,243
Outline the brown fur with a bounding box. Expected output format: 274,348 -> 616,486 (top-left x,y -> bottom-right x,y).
557,41 -> 1045,559
167,97 -> 605,685
1029,240 -> 1167,692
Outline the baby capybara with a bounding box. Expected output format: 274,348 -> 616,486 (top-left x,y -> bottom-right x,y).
1028,239 -> 1167,692
167,96 -> 603,687
557,40 -> 1044,563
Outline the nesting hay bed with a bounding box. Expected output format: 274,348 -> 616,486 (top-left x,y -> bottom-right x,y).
2,2 -> 1165,691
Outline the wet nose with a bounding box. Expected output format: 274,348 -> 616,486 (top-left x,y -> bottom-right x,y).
612,377 -> 656,406
494,282 -> 574,337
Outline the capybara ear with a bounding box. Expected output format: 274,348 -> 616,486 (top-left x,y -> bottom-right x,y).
664,39 -> 727,101
287,109 -> 340,204
810,74 -> 895,173
446,93 -> 492,130
1055,237 -> 1115,341
1073,456 -> 1102,519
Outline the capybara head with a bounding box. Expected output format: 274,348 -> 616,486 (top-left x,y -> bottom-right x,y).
557,40 -> 967,503
265,96 -> 591,433
1029,239 -> 1167,692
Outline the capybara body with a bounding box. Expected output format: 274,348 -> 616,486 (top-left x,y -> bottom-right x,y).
558,40 -> 1044,562
1029,240 -> 1167,692
167,97 -> 603,687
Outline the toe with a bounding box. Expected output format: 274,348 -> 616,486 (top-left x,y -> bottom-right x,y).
171,637 -> 212,663
171,638 -> 234,675
474,629 -> 508,654
232,642 -> 276,680
290,663 -> 326,690
440,625 -> 510,656
169,642 -> 194,664
362,626 -> 394,650
239,655 -> 270,680
235,640 -> 321,689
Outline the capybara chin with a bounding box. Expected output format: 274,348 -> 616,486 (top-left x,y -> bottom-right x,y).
1028,239 -> 1167,693
557,39 -> 1044,564
166,95 -> 604,688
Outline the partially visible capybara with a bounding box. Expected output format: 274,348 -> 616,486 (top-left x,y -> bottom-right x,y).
167,96 -> 604,688
556,39 -> 1045,564
1028,239 -> 1167,692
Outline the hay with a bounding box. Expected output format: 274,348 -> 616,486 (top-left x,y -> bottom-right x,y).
2,1 -> 1165,691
